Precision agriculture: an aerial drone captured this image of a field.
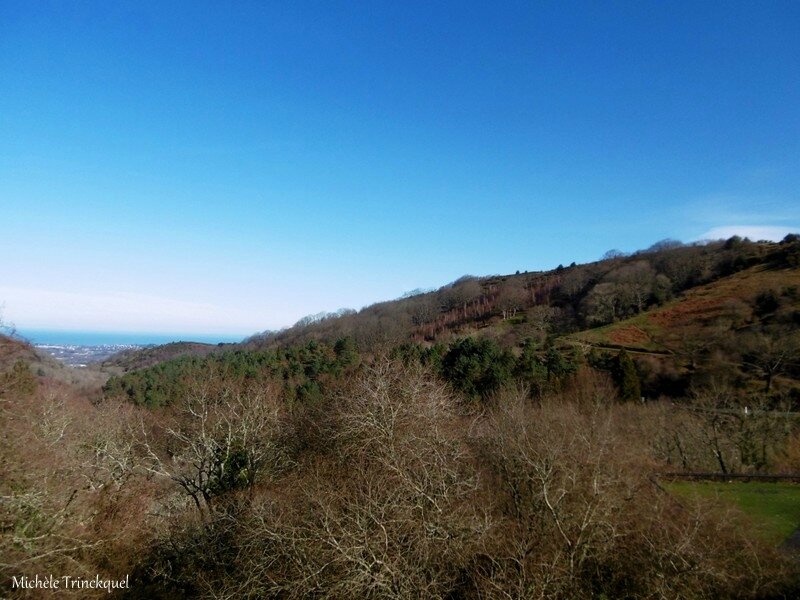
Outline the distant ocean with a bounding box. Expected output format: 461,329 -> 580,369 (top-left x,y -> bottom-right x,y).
17,329 -> 247,346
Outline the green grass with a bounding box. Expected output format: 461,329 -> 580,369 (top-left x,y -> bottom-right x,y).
666,481 -> 800,545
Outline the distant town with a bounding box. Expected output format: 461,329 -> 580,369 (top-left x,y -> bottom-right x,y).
35,343 -> 146,367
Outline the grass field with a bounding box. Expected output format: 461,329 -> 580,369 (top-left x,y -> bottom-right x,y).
666,481 -> 800,545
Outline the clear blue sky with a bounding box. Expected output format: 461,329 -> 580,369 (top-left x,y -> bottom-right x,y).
2,1 -> 798,336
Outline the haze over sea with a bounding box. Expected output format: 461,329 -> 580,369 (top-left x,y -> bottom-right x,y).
19,329 -> 244,347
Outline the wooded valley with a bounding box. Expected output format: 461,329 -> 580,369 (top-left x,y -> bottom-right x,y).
3,235 -> 800,598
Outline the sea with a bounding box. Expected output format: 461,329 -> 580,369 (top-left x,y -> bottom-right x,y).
16,329 -> 246,367
19,329 -> 245,347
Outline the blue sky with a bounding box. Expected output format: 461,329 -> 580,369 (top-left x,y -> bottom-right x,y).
1,1 -> 798,336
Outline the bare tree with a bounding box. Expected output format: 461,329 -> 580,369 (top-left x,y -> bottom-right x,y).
582,282 -> 620,325
139,382 -> 291,515
741,331 -> 800,393
496,279 -> 527,320
221,362 -> 488,599
472,388 -> 790,598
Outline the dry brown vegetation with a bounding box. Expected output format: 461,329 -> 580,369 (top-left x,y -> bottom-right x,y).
1,366 -> 148,597
6,353 -> 793,599
3,237 -> 800,598
0,346 -> 796,598
123,365 -> 796,599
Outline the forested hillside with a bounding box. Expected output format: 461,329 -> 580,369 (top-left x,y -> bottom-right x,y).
3,235 -> 800,599
107,235 -> 800,408
245,235 -> 799,358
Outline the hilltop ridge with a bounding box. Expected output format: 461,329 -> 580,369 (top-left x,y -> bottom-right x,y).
243,235 -> 799,352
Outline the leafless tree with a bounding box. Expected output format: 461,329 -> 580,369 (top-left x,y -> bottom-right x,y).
139,382 -> 292,515
471,388 -> 791,598
741,330 -> 800,393
212,362 -> 488,599
496,279 -> 527,320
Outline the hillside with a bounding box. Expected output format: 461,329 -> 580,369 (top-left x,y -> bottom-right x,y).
569,263 -> 800,353
0,333 -> 107,390
243,236 -> 799,353
100,341 -> 229,375
4,235 -> 800,599
88,237 -> 799,381
102,236 -> 800,408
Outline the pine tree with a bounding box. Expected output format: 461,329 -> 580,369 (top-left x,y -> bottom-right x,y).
615,349 -> 641,402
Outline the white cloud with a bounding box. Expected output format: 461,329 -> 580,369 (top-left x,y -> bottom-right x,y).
697,225 -> 799,243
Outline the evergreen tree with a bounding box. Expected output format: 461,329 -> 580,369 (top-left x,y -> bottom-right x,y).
515,338 -> 548,396
441,337 -> 513,402
614,349 -> 641,402
544,345 -> 567,381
